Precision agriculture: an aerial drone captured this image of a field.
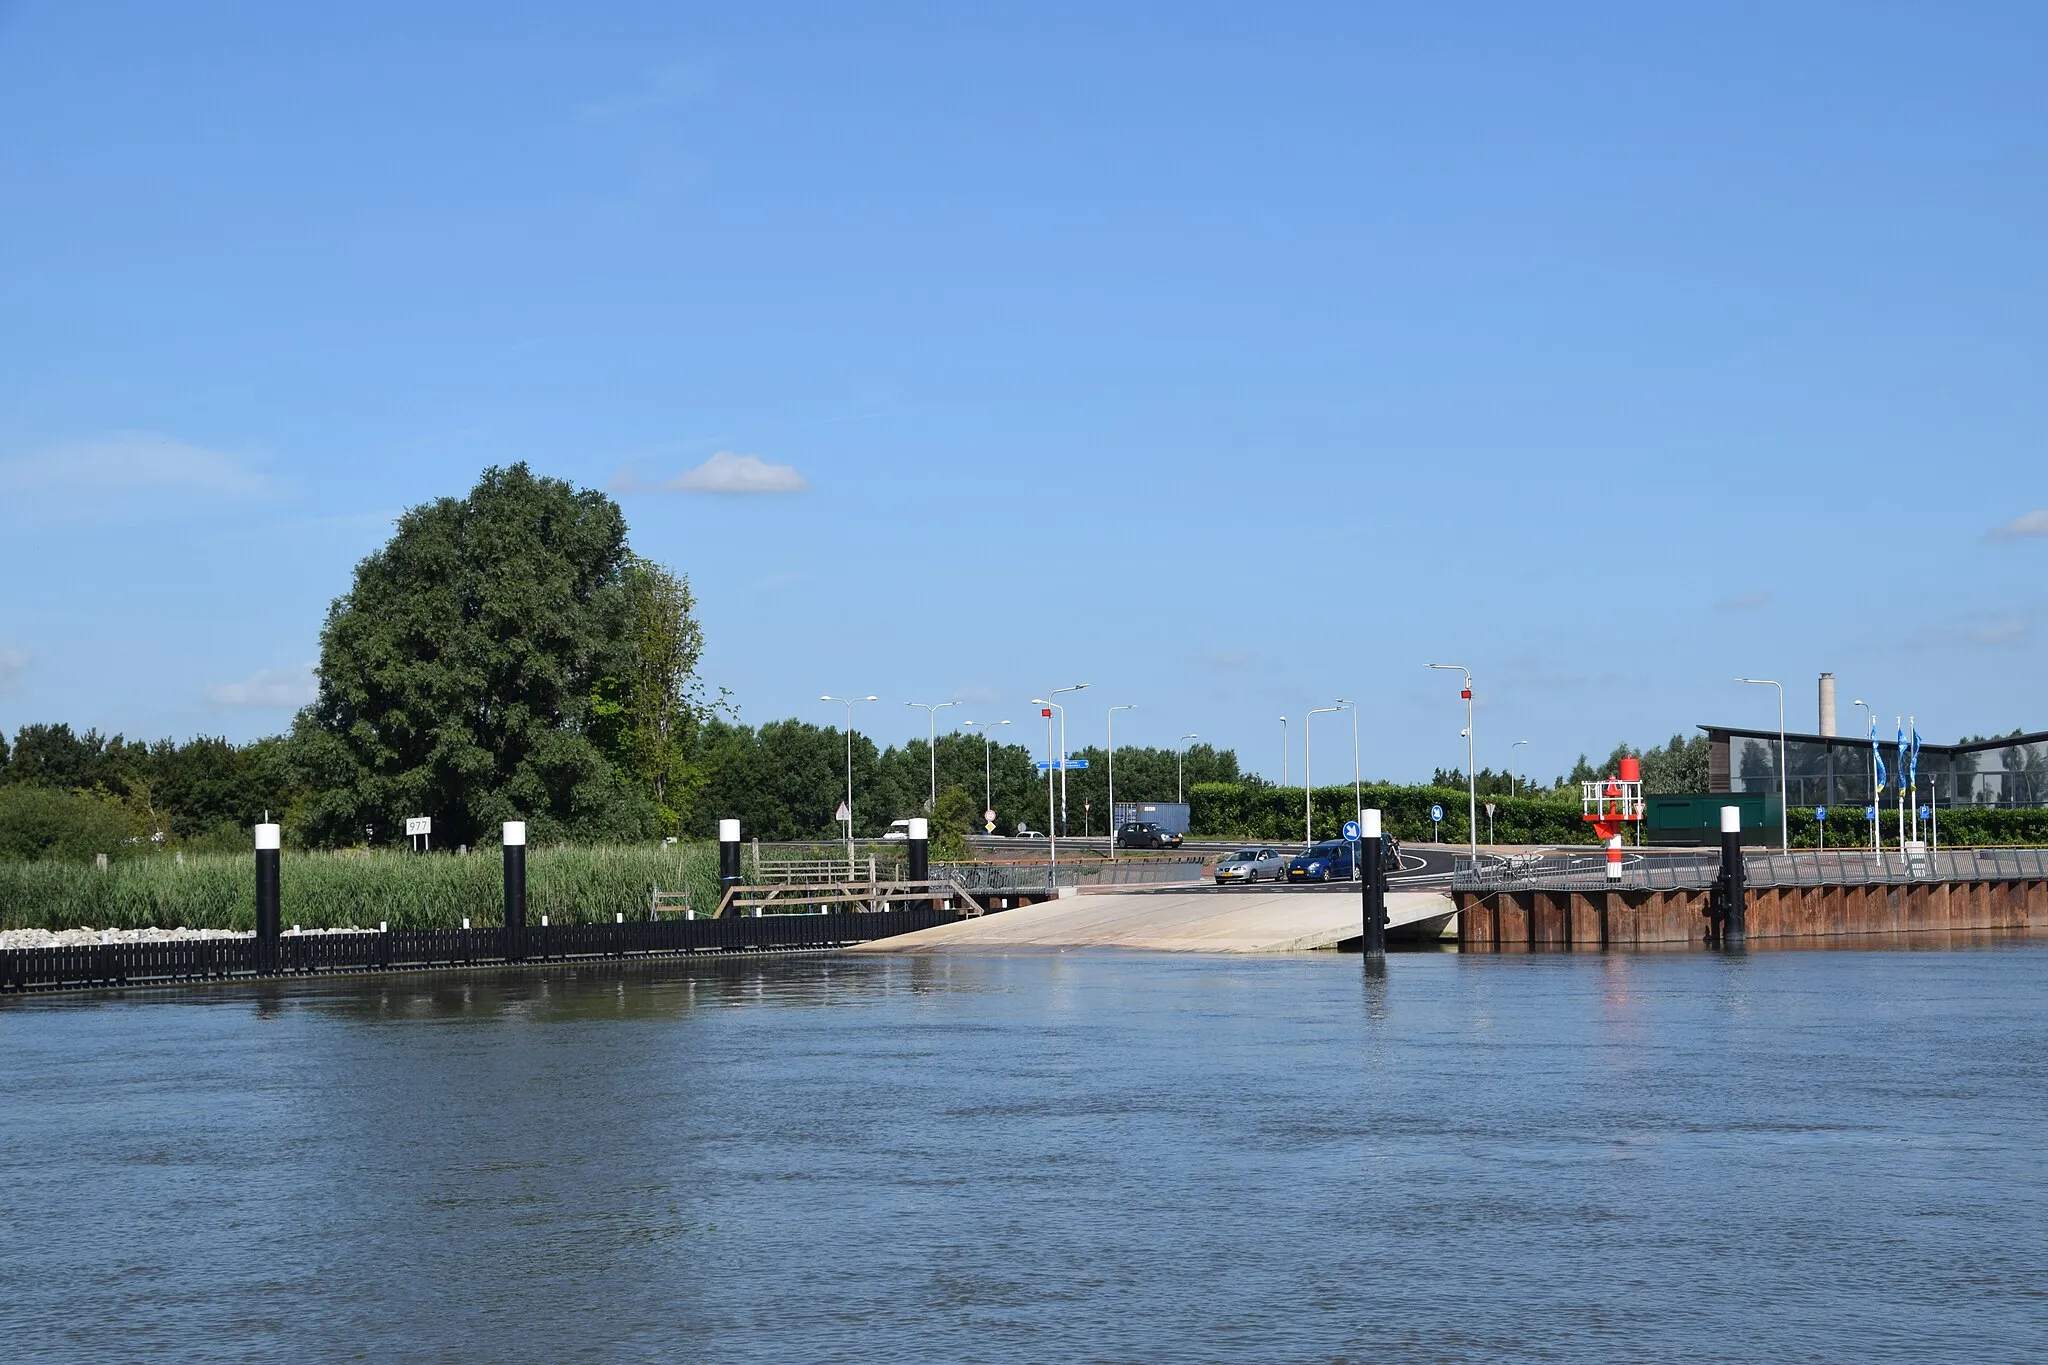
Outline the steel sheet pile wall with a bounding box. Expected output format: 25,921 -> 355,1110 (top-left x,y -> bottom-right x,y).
1457,878 -> 2045,949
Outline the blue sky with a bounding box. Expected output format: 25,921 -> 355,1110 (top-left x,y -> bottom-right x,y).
1,2 -> 2044,784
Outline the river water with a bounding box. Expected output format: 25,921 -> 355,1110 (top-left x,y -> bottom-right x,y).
4,943 -> 2046,1362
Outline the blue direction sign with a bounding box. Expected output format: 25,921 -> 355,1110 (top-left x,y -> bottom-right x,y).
1429,803 -> 1444,823
1033,759 -> 1091,771
1815,806 -> 1827,822
1342,819 -> 1361,840
1865,805 -> 1878,820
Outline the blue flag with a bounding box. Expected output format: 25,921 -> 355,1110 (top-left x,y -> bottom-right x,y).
1895,721 -> 1907,790
1871,714 -> 1886,794
1908,724 -> 1921,790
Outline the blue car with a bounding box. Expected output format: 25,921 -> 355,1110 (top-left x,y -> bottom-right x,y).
1286,840 -> 1356,882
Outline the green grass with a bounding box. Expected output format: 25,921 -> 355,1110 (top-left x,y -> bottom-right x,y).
0,843 -> 722,932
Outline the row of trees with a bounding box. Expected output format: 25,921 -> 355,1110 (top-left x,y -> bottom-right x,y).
1434,734 -> 1713,798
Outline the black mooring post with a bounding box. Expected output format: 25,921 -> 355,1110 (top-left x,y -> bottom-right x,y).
1361,807 -> 1386,956
718,819 -> 743,914
1720,805 -> 1746,948
503,820 -> 527,961
254,822 -> 281,974
907,817 -> 930,913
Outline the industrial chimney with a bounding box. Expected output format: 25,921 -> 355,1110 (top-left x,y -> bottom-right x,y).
1818,672 -> 1837,737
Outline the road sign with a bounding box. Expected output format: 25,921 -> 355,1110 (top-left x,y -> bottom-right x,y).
1865,805 -> 1878,820
834,800 -> 851,823
1342,819 -> 1361,840
983,808 -> 996,823
405,816 -> 431,837
1429,803 -> 1444,822
1815,806 -> 1827,822
984,820 -> 995,833
1920,805 -> 1932,821
1484,802 -> 1496,817
1034,759 -> 1090,770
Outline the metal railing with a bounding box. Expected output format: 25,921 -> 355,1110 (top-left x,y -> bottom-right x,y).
1453,846 -> 2048,893
933,859 -> 1206,893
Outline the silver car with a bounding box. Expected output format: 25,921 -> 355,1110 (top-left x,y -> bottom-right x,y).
1213,847 -> 1287,884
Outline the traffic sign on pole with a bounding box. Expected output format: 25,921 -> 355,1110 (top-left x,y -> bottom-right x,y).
834,800 -> 851,823
1342,819 -> 1361,841
1815,806 -> 1827,822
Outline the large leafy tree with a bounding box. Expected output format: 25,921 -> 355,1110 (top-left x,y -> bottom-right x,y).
293,464 -> 657,848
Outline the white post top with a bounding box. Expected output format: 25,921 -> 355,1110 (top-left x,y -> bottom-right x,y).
503,821 -> 527,847
718,818 -> 741,843
908,818 -> 929,841
1360,808 -> 1382,838
254,823 -> 281,851
1720,806 -> 1742,834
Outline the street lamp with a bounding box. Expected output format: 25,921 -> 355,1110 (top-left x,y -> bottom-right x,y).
1854,698 -> 1876,852
820,693 -> 877,868
963,720 -> 1010,832
1305,705 -> 1342,843
1107,705 -> 1137,859
1177,733 -> 1199,803
1509,739 -> 1529,797
1279,716 -> 1288,786
1049,683 -> 1088,837
1334,699 -> 1361,845
1737,677 -> 1789,851
1427,664 -> 1477,858
904,700 -> 960,813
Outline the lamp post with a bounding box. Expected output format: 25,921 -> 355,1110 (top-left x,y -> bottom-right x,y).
820,693 -> 877,867
1427,664 -> 1478,858
1854,698 -> 1876,852
1736,678 -> 1788,851
963,720 -> 1010,831
1305,705 -> 1342,843
1510,739 -> 1529,797
1335,699 -> 1361,845
1279,715 -> 1288,786
904,700 -> 960,813
1049,682 -> 1088,837
1108,705 -> 1137,859
1177,733 -> 1199,803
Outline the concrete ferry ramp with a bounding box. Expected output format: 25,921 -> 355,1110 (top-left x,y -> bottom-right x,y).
853,887 -> 1456,954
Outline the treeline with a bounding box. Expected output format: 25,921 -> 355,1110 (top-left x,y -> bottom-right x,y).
0,716 -> 1236,860
1192,783 -> 1596,845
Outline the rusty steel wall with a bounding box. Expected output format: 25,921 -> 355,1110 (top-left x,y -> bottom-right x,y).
1455,879 -> 2046,950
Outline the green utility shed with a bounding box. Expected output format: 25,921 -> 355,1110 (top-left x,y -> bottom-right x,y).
1643,793 -> 1779,846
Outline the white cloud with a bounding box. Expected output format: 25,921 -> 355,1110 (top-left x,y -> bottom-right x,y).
0,432 -> 268,498
1716,591 -> 1771,611
1988,509 -> 2048,542
613,451 -> 810,496
206,663 -> 318,709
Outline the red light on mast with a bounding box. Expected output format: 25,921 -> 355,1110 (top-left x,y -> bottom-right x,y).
1460,688 -> 1472,700
1041,708 -> 1052,717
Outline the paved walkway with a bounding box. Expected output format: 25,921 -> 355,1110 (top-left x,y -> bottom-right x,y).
852,887 -> 1456,954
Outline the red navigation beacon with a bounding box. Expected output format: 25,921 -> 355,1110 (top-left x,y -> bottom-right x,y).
1583,755 -> 1643,882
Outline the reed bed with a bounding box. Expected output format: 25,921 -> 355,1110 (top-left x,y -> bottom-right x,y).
0,844 -> 722,932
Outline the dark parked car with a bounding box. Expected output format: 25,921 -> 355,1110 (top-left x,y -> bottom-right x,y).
1286,840 -> 1356,882
1116,821 -> 1183,850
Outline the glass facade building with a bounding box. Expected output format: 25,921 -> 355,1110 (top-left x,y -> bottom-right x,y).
1705,727 -> 2048,808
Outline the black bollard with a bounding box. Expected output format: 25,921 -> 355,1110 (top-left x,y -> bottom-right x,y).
1719,805 -> 1746,948
254,822 -> 281,974
907,817 -> 929,914
503,820 -> 527,961
1360,807 -> 1386,956
718,819 -> 743,911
